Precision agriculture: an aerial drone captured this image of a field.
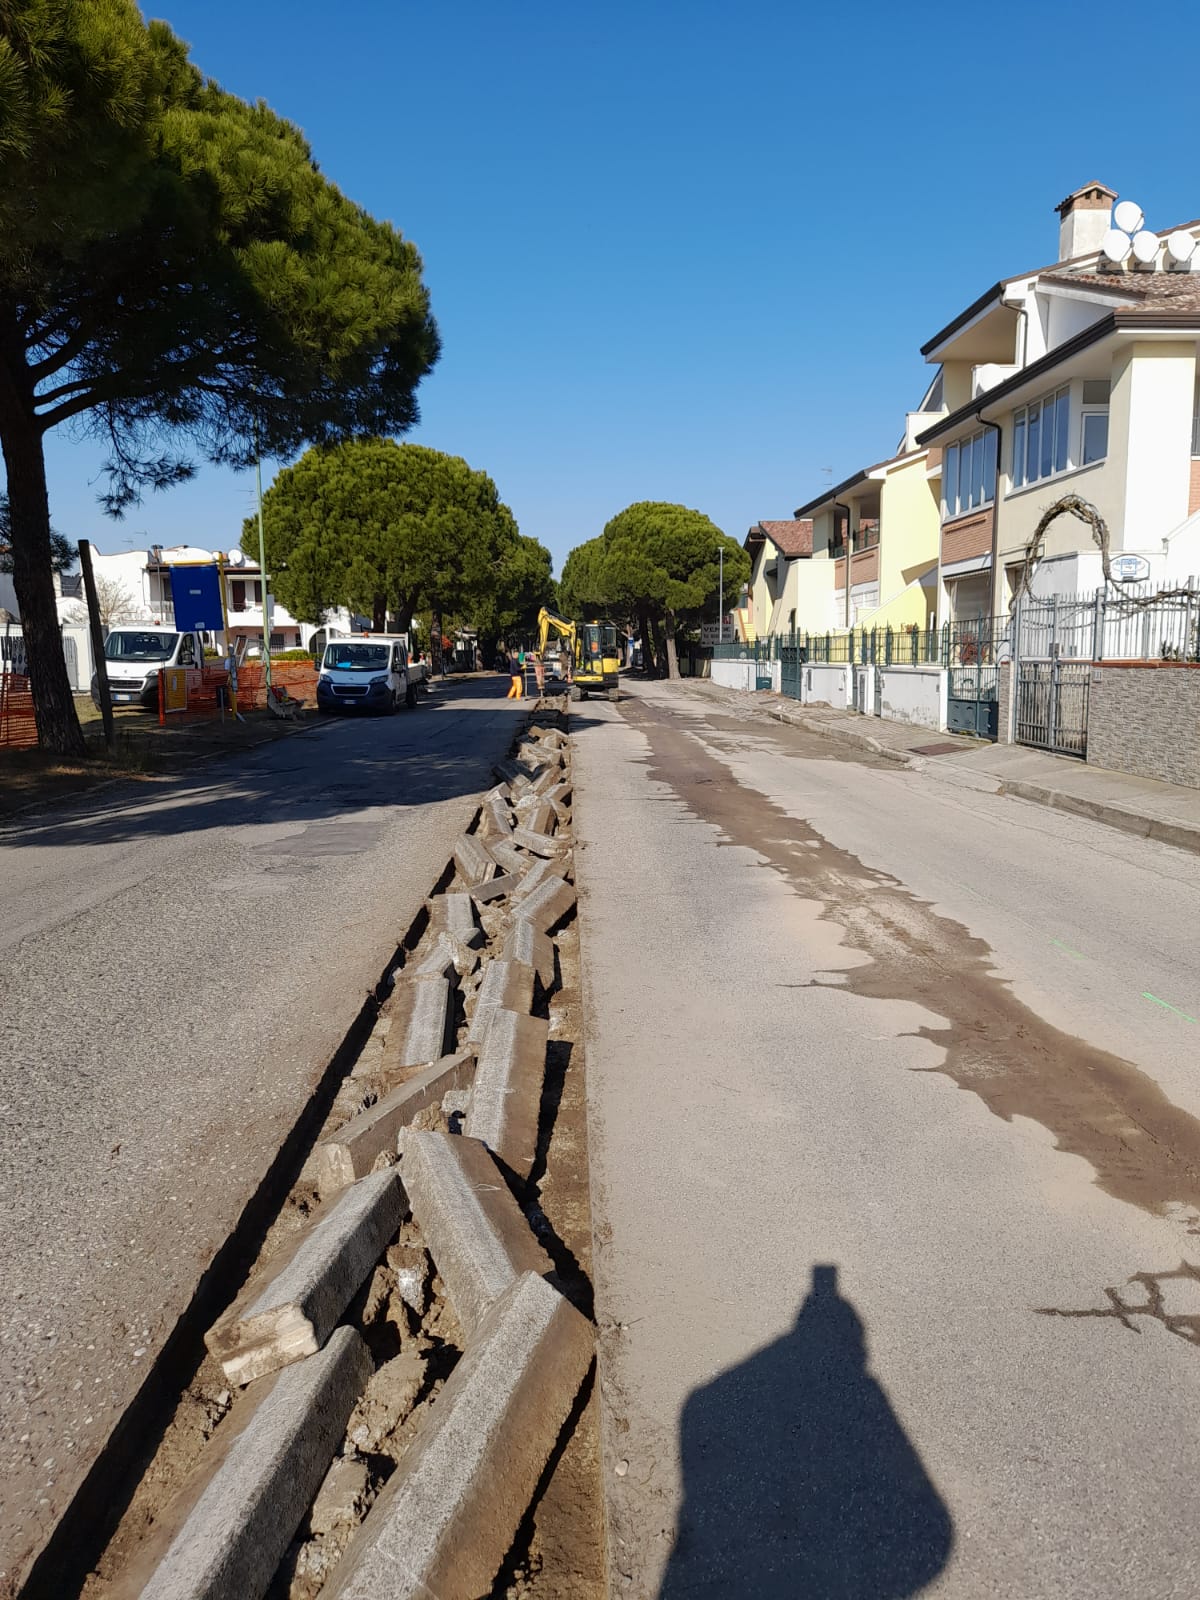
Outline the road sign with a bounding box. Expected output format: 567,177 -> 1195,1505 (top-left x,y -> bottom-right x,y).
168,565 -> 224,632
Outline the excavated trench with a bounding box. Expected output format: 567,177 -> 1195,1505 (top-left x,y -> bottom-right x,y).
42,703 -> 605,1600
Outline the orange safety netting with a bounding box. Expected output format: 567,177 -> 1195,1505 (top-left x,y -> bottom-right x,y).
0,674 -> 38,749
230,662 -> 318,710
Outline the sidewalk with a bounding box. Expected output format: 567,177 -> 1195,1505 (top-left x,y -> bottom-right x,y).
674,678 -> 1200,856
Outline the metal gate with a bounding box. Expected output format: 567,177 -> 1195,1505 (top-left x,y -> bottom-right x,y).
1015,659 -> 1090,757
780,644 -> 805,701
944,618 -> 1001,740
873,666 -> 882,715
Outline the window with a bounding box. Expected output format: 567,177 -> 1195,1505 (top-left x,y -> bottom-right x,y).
177,634 -> 196,666
1081,411 -> 1108,466
942,430 -> 997,520
1012,387 -> 1071,487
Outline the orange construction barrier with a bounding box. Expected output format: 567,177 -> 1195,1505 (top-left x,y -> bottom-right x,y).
0,674 -> 38,750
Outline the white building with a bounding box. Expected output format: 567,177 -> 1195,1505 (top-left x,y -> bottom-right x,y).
84,544 -> 359,652
915,182 -> 1200,618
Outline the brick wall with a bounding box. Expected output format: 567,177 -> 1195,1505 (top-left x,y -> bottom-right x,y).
849,547 -> 879,583
996,659 -> 1014,744
1087,664 -> 1200,788
1189,459 -> 1200,515
941,509 -> 993,566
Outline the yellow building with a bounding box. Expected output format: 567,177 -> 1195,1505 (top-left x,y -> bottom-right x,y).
793,446 -> 940,634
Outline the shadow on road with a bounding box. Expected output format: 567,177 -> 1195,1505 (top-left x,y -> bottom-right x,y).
2,677 -> 519,846
659,1265 -> 953,1599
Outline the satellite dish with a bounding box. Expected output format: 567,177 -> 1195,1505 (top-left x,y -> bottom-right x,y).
1166,229 -> 1197,266
1113,199 -> 1144,233
1131,229 -> 1159,266
1101,228 -> 1131,264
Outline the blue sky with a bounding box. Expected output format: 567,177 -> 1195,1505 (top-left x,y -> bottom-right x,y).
39,0 -> 1200,573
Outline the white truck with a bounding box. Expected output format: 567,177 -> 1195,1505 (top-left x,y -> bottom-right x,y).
91,625 -> 211,711
316,634 -> 419,714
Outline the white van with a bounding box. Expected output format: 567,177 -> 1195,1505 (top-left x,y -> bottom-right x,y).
317,635 -> 415,714
91,626 -> 208,710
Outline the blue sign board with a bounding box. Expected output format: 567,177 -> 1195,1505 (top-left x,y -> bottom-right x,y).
169,565 -> 224,632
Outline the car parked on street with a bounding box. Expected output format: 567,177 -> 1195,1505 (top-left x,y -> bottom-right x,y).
316,636 -> 415,714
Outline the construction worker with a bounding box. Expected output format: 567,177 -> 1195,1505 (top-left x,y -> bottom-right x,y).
506,646 -> 524,699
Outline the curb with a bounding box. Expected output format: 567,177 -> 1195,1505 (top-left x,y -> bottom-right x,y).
696,682 -> 1200,857
998,779 -> 1200,857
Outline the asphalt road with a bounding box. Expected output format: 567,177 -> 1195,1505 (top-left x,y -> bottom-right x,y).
0,676 -> 523,1593
575,678 -> 1200,1599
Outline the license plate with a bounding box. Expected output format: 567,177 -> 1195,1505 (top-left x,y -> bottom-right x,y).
113,692 -> 134,702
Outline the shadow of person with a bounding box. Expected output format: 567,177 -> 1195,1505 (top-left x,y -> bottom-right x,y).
659,1265 -> 953,1599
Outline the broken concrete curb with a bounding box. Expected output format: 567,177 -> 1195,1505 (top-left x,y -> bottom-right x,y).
397,1131 -> 551,1337
513,874 -> 576,935
322,1274 -> 592,1600
206,1171 -> 404,1385
316,1053 -> 477,1193
124,1326 -> 371,1600
381,974 -> 455,1079
463,1009 -> 550,1182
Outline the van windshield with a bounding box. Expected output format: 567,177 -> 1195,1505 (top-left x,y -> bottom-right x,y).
322,643 -> 391,672
105,631 -> 179,662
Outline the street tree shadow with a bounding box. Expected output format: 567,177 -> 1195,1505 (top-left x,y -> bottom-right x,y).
659,1265 -> 953,1599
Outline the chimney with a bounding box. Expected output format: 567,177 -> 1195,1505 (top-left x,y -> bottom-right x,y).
1056,182 -> 1118,262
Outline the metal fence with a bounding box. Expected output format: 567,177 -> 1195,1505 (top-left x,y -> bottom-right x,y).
715,623 -> 948,667
1015,581 -> 1200,664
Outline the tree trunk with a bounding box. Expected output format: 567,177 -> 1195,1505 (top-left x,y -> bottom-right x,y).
663,608 -> 680,679
649,611 -> 668,677
431,603 -> 444,674
0,420 -> 87,755
636,602 -> 654,674
393,597 -> 414,634
372,593 -> 386,632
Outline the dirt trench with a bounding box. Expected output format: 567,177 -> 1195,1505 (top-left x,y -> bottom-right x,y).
71,706 -> 605,1600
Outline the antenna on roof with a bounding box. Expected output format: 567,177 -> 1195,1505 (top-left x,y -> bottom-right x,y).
1130,228 -> 1160,270
1101,227 -> 1131,267
1165,230 -> 1197,271
1112,199 -> 1144,234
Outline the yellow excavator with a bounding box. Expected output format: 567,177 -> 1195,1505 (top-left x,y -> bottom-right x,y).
536,607 -> 622,701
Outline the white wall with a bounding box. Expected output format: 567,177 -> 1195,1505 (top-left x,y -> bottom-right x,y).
711,660 -> 757,692
804,663 -> 850,708
878,666 -> 946,731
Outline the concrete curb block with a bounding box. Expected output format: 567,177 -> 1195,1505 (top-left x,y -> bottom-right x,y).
316,1052 -> 477,1193
469,870 -> 523,903
511,825 -> 566,857
488,838 -> 527,875
427,891 -> 484,947
502,919 -> 556,989
454,834 -> 497,887
464,1009 -> 550,1182
117,1327 -> 371,1600
513,875 -> 576,934
397,1131 -> 551,1337
323,1274 -> 592,1600
381,974 -> 455,1079
466,959 -> 535,1048
206,1170 -> 405,1386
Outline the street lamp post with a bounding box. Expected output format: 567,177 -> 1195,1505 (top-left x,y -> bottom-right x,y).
717,543 -> 724,645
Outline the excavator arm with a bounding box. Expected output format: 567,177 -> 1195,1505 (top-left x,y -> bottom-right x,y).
537,607 -> 577,657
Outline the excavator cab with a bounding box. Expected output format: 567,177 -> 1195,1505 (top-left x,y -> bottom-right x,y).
575,621 -> 621,700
